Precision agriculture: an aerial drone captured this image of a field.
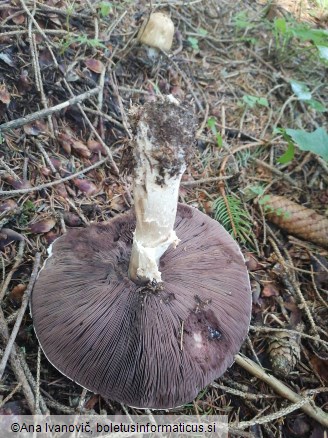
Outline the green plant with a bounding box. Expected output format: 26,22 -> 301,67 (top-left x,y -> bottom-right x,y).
187,36 -> 199,51
207,117 -> 222,147
258,195 -> 291,219
273,17 -> 328,63
233,11 -> 252,29
242,94 -> 269,108
276,127 -> 328,163
212,194 -> 253,242
60,34 -> 107,54
290,79 -> 326,112
246,186 -> 291,219
98,1 -> 113,17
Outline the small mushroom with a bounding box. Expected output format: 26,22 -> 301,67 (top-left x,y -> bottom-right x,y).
32,97 -> 252,409
137,12 -> 174,60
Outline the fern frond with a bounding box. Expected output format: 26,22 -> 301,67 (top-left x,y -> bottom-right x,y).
212,194 -> 253,242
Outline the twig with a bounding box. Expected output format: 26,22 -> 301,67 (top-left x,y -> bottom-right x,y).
0,253 -> 41,380
0,308 -> 35,412
249,325 -> 328,347
252,158 -> 299,187
181,175 -> 234,186
0,157 -> 108,196
0,87 -> 100,132
234,396 -> 315,429
0,382 -> 22,408
235,354 -> 328,428
0,241 -> 25,302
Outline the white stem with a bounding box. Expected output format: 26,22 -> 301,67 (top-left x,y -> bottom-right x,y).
128,96 -> 193,284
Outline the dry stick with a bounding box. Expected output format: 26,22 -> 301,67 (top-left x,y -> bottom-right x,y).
235,396 -> 316,430
0,158 -> 21,181
251,157 -> 299,187
0,308 -> 35,412
19,0 -> 53,46
61,77 -> 121,176
17,351 -> 49,414
181,175 -> 234,187
0,157 -> 108,196
0,87 -> 100,132
249,326 -> 328,347
0,241 -> 25,302
235,354 -> 328,428
35,347 -> 41,414
0,382 -> 22,408
0,253 -> 41,380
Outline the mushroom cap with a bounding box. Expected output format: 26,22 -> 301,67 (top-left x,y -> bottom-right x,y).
137,12 -> 174,52
31,204 -> 252,409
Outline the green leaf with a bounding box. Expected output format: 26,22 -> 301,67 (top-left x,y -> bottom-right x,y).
99,1 -> 113,17
274,18 -> 287,35
277,141 -> 295,164
233,11 -> 251,29
242,95 -> 269,108
285,128 -> 328,161
187,37 -> 199,50
207,117 -> 217,134
198,28 -> 208,36
291,26 -> 328,45
207,118 -> 222,148
290,80 -> 311,100
306,99 -> 326,112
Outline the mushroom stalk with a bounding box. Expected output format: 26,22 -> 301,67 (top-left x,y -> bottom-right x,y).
128,96 -> 195,284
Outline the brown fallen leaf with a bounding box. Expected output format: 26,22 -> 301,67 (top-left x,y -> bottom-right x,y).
260,195 -> 328,249
9,284 -> 27,305
85,58 -> 105,74
24,120 -> 48,136
0,83 -> 10,104
29,218 -> 56,233
4,176 -> 32,190
87,139 -> 107,155
63,212 -> 82,227
308,354 -> 328,383
12,13 -> 25,25
0,199 -> 18,213
72,178 -> 98,196
261,282 -> 280,297
71,140 -> 91,158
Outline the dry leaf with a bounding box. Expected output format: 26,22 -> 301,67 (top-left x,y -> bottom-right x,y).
72,178 -> 98,196
24,120 -> 48,136
87,139 -> 107,155
54,183 -> 68,198
44,230 -> 59,245
63,212 -> 82,227
29,218 -> 56,233
0,84 -> 10,104
0,199 -> 18,213
71,140 -> 91,158
85,59 -> 105,74
261,195 -> 328,248
4,176 -> 31,190
9,284 -> 26,305
261,283 -> 280,297
309,354 -> 328,383
12,13 -> 25,25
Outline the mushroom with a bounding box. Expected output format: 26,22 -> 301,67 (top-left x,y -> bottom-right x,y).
137,12 -> 174,60
31,97 -> 252,409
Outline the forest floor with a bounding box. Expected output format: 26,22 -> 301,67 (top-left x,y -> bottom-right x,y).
0,0 -> 327,437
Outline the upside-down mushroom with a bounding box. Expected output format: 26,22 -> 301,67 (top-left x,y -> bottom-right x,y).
31,96 -> 252,409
